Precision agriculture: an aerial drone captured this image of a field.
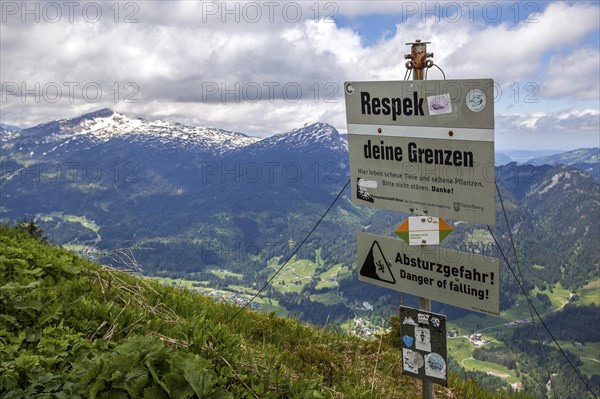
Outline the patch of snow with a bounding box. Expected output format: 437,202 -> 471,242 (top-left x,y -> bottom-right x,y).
537,173 -> 561,194
37,111 -> 261,155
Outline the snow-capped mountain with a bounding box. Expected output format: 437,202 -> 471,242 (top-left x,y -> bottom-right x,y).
8,108 -> 260,157
238,122 -> 347,155
1,108 -> 352,265
224,122 -> 349,189
4,109 -> 351,163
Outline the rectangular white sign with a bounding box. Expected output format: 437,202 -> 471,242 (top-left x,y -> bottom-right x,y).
345,79 -> 496,225
357,232 -> 500,315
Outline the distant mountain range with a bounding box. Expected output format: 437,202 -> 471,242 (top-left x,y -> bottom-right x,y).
495,148 -> 599,182
0,108 -> 350,269
497,149 -> 564,163
1,109 -> 598,321
4,108 -> 259,155
523,148 -> 600,182
525,148 -> 599,165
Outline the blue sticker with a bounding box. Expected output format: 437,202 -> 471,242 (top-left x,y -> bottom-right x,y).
402,335 -> 414,348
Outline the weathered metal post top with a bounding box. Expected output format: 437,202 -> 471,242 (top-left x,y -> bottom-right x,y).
404,39 -> 434,81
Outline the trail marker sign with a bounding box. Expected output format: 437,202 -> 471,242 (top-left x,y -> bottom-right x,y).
395,216 -> 453,245
400,306 -> 448,386
344,79 -> 496,225
357,232 -> 500,315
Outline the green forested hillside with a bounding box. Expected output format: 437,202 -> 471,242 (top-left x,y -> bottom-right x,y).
0,225 -> 530,399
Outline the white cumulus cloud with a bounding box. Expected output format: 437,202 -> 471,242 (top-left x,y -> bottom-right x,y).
0,1 -> 598,148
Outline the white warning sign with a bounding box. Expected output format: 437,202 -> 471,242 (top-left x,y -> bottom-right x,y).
356,232 -> 500,315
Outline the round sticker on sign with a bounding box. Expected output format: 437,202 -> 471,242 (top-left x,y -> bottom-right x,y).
403,349 -> 424,374
425,353 -> 447,379
466,89 -> 486,112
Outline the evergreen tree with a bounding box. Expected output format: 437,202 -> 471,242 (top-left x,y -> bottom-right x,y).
15,219 -> 47,243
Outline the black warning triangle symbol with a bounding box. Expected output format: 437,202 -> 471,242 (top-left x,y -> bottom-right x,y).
360,240 -> 396,284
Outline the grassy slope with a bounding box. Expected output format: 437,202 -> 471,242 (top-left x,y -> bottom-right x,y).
0,226 -> 530,399
577,279 -> 600,306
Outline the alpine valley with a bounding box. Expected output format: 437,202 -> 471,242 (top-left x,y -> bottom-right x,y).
1,109 -> 599,398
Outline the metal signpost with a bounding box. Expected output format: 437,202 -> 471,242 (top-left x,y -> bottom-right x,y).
345,40 -> 498,399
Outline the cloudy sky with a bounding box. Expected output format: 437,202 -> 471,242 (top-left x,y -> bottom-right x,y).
1,0 -> 599,150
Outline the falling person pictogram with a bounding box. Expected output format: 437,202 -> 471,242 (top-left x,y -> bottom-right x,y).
359,240 -> 396,284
